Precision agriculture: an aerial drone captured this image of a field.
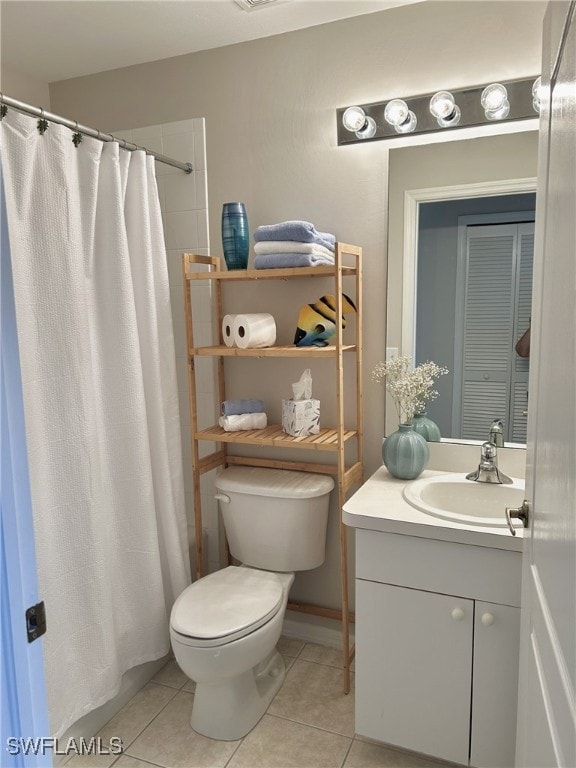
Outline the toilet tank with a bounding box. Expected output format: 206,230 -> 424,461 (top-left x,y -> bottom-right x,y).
214,467 -> 334,572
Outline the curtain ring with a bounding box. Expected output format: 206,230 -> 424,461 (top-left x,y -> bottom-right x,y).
37,108 -> 49,134
72,121 -> 83,147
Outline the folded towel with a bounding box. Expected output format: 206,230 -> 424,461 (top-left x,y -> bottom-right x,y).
254,241 -> 335,260
218,413 -> 267,431
254,253 -> 335,270
254,221 -> 335,250
221,399 -> 265,416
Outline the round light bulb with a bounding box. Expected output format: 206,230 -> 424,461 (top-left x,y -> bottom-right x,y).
436,104 -> 461,128
485,99 -> 510,121
395,110 -> 417,134
532,76 -> 543,113
481,83 -> 508,112
532,76 -> 542,100
342,106 -> 367,133
356,116 -> 377,139
384,99 -> 409,127
429,91 -> 457,120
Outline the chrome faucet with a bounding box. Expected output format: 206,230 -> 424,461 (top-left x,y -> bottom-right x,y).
466,441 -> 513,484
489,419 -> 505,447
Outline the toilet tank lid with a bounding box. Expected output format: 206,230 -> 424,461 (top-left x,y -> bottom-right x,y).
214,466 -> 334,498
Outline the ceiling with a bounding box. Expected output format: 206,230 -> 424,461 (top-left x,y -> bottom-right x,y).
1,0 -> 421,83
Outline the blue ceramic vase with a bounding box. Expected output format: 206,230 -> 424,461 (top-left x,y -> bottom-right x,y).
221,202 -> 249,270
412,411 -> 442,442
382,423 -> 429,480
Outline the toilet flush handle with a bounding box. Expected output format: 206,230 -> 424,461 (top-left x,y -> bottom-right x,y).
214,493 -> 231,504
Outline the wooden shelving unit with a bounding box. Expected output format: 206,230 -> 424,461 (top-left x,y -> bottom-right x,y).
182,243 -> 363,693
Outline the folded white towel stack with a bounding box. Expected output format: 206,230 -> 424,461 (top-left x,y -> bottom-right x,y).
218,413 -> 268,431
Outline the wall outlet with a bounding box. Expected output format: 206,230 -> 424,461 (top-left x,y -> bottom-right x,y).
386,347 -> 399,361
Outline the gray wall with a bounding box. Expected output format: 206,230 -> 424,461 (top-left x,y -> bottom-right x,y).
416,194 -> 536,436
1,63 -> 51,107
49,1 -> 545,610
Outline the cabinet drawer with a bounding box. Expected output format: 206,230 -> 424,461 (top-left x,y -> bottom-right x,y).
356,529 -> 522,606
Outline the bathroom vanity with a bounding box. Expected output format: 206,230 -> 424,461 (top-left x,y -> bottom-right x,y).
343,465 -> 524,768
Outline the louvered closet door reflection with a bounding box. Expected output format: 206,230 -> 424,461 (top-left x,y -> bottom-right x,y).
460,225 -> 517,440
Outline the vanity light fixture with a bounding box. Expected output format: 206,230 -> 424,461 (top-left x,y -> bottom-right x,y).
429,91 -> 461,127
481,83 -> 510,120
337,77 -> 539,145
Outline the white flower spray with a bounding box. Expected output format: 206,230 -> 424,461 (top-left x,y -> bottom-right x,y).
371,355 -> 448,426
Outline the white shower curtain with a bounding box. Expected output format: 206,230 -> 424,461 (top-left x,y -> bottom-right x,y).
0,110 -> 191,737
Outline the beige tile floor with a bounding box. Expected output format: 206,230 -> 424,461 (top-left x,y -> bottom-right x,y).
65,637 -> 458,768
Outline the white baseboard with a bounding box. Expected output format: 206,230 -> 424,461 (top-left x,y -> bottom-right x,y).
282,610 -> 355,650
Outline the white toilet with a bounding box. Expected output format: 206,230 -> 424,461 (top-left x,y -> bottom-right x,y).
169,466 -> 334,741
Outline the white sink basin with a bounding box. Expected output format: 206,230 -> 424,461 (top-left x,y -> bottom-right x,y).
403,473 -> 525,528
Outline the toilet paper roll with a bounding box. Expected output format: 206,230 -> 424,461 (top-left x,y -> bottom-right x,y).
222,314 -> 237,347
232,313 -> 276,349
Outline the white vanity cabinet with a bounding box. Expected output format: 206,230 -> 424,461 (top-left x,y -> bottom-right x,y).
355,529 -> 521,767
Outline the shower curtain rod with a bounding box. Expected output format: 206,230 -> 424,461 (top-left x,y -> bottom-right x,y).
0,93 -> 193,174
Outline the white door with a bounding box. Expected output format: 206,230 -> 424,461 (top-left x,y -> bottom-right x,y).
515,3 -> 576,766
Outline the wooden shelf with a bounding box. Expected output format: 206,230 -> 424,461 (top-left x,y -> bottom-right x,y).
195,424 -> 358,450
192,344 -> 356,358
184,246 -> 361,282
182,244 -> 363,696
186,265 -> 358,281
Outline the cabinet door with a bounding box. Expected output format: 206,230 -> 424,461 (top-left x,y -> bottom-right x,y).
356,579 -> 473,765
470,602 -> 520,768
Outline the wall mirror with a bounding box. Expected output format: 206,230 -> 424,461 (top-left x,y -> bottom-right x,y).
385,129 -> 539,445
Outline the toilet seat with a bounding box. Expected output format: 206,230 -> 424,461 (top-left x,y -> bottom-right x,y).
170,566 -> 284,648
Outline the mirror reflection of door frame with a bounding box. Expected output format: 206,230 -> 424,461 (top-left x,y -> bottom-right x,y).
401,178 -> 537,364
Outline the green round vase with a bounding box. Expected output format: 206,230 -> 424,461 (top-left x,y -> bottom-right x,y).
382,423 -> 429,480
412,411 -> 442,442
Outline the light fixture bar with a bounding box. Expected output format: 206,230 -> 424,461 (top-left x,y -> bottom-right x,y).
337,78 -> 538,145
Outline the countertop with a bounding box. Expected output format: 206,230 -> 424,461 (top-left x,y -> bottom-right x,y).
343,466 -> 524,552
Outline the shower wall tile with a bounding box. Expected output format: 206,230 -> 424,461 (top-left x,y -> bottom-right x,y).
195,170 -> 208,210
162,119 -> 197,136
197,209 -> 209,250
193,131 -> 207,172
165,211 -> 199,253
162,132 -> 195,167
165,172 -> 197,212
135,135 -> 163,156
166,248 -> 185,288
131,125 -> 164,143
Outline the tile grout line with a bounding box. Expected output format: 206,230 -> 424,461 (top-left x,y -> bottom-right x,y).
114,683 -> 186,759
264,712 -> 355,741
340,736 -> 356,768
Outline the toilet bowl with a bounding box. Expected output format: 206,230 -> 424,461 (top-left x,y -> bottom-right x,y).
169,467 -> 334,741
170,566 -> 293,740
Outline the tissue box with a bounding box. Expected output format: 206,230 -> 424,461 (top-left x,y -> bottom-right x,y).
282,399 -> 320,437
